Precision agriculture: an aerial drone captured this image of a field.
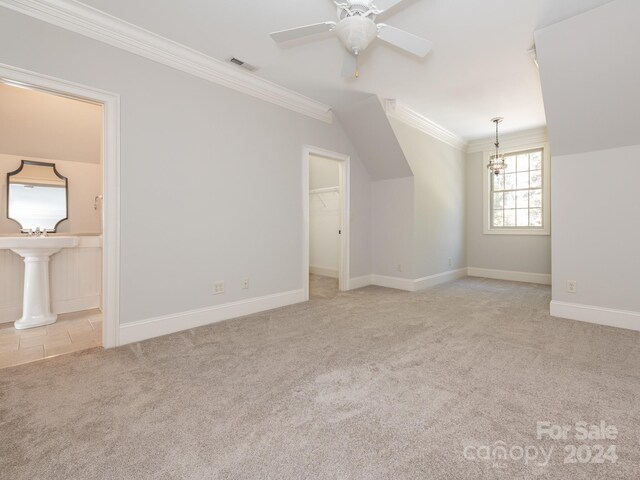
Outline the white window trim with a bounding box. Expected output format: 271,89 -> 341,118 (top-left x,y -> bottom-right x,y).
483,142 -> 551,235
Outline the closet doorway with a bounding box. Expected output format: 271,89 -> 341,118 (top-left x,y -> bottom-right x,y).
302,146 -> 350,301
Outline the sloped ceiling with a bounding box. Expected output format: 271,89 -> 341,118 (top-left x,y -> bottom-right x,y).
77,0 -> 615,140
534,0 -> 640,156
334,95 -> 411,181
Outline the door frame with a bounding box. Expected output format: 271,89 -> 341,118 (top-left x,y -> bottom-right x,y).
302,145 -> 350,300
0,63 -> 121,348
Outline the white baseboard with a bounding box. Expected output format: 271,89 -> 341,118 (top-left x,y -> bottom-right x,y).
550,300 -> 640,332
348,275 -> 373,290
467,267 -> 552,285
367,268 -> 468,292
309,266 -> 339,279
414,268 -> 468,291
119,289 -> 305,346
371,274 -> 415,291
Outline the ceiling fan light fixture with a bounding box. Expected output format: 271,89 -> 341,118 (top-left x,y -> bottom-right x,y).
335,16 -> 379,55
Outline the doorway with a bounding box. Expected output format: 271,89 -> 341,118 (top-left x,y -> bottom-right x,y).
0,63 -> 120,358
302,146 -> 350,301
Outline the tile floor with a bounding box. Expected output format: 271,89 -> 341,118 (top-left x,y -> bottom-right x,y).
0,309 -> 102,369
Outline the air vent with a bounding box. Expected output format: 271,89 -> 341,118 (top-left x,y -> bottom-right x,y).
227,57 -> 258,72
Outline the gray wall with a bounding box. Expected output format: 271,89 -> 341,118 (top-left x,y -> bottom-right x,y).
0,8 -> 372,324
371,177 -> 415,279
552,145 -> 640,312
389,118 -> 467,278
536,0 -> 640,316
466,151 -> 551,274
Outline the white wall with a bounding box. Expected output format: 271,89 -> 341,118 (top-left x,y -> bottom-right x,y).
309,155 -> 340,190
552,145 -> 640,314
0,82 -> 102,164
309,155 -> 340,277
389,118 -> 467,278
0,154 -> 102,235
0,8 -> 372,325
466,151 -> 551,275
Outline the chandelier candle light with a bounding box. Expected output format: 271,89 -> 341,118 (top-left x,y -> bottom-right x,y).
487,117 -> 508,176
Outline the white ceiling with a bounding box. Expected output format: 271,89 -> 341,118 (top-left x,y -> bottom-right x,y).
79,0 -> 615,140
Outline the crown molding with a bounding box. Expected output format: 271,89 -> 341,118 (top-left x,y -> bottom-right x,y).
383,99 -> 468,151
0,0 -> 334,123
466,126 -> 548,154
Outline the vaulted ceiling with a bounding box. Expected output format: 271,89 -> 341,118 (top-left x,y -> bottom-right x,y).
80,0 -> 615,140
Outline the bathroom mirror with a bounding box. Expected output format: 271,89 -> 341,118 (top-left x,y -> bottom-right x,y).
7,160 -> 68,232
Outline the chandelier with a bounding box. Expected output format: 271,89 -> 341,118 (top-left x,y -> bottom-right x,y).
487,117 -> 507,176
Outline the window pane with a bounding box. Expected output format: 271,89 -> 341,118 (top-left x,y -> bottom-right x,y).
530,151 -> 542,170
493,192 -> 504,209
517,190 -> 529,209
493,173 -> 505,191
530,170 -> 542,188
505,156 -> 517,173
517,172 -> 530,189
530,208 -> 542,227
517,154 -> 530,172
493,210 -> 504,227
504,173 -> 517,190
517,209 -> 529,227
504,191 -> 516,209
530,189 -> 542,208
504,209 -> 516,227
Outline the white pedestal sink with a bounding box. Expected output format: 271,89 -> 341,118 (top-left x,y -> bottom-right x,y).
0,236 -> 78,329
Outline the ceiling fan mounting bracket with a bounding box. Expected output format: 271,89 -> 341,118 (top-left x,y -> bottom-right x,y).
335,1 -> 379,21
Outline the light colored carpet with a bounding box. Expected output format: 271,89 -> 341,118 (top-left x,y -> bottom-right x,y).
1,278 -> 639,479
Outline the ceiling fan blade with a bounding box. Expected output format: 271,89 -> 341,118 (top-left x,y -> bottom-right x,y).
373,0 -> 407,13
377,24 -> 433,57
270,22 -> 336,43
341,52 -> 358,78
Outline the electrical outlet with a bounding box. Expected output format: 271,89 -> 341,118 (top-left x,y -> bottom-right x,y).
567,281 -> 577,294
397,264 -> 403,272
448,257 -> 453,267
213,281 -> 225,295
241,278 -> 250,290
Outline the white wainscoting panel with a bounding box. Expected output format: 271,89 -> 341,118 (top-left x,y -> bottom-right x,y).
0,247 -> 24,321
0,236 -> 102,323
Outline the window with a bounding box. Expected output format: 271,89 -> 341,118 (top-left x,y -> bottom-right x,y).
491,149 -> 543,229
483,144 -> 550,235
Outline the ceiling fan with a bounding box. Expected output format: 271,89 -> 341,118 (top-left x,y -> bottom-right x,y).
270,0 -> 433,78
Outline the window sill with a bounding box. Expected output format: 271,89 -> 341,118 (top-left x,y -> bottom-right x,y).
483,228 -> 550,236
